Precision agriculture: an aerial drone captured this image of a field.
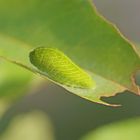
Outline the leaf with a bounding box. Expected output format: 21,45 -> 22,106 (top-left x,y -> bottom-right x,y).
80,117 -> 140,140
0,0 -> 140,105
0,35 -> 34,101
0,111 -> 55,140
29,47 -> 125,106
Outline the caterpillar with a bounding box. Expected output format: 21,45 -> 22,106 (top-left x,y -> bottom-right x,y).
29,47 -> 95,89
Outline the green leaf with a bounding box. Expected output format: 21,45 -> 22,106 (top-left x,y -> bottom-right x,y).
0,0 -> 140,105
0,111 -> 54,140
80,117 -> 140,140
0,35 -> 34,101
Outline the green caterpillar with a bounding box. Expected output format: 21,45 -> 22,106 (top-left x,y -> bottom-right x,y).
29,47 -> 95,89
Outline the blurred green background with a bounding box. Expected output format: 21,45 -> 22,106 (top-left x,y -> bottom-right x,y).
0,0 -> 140,140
